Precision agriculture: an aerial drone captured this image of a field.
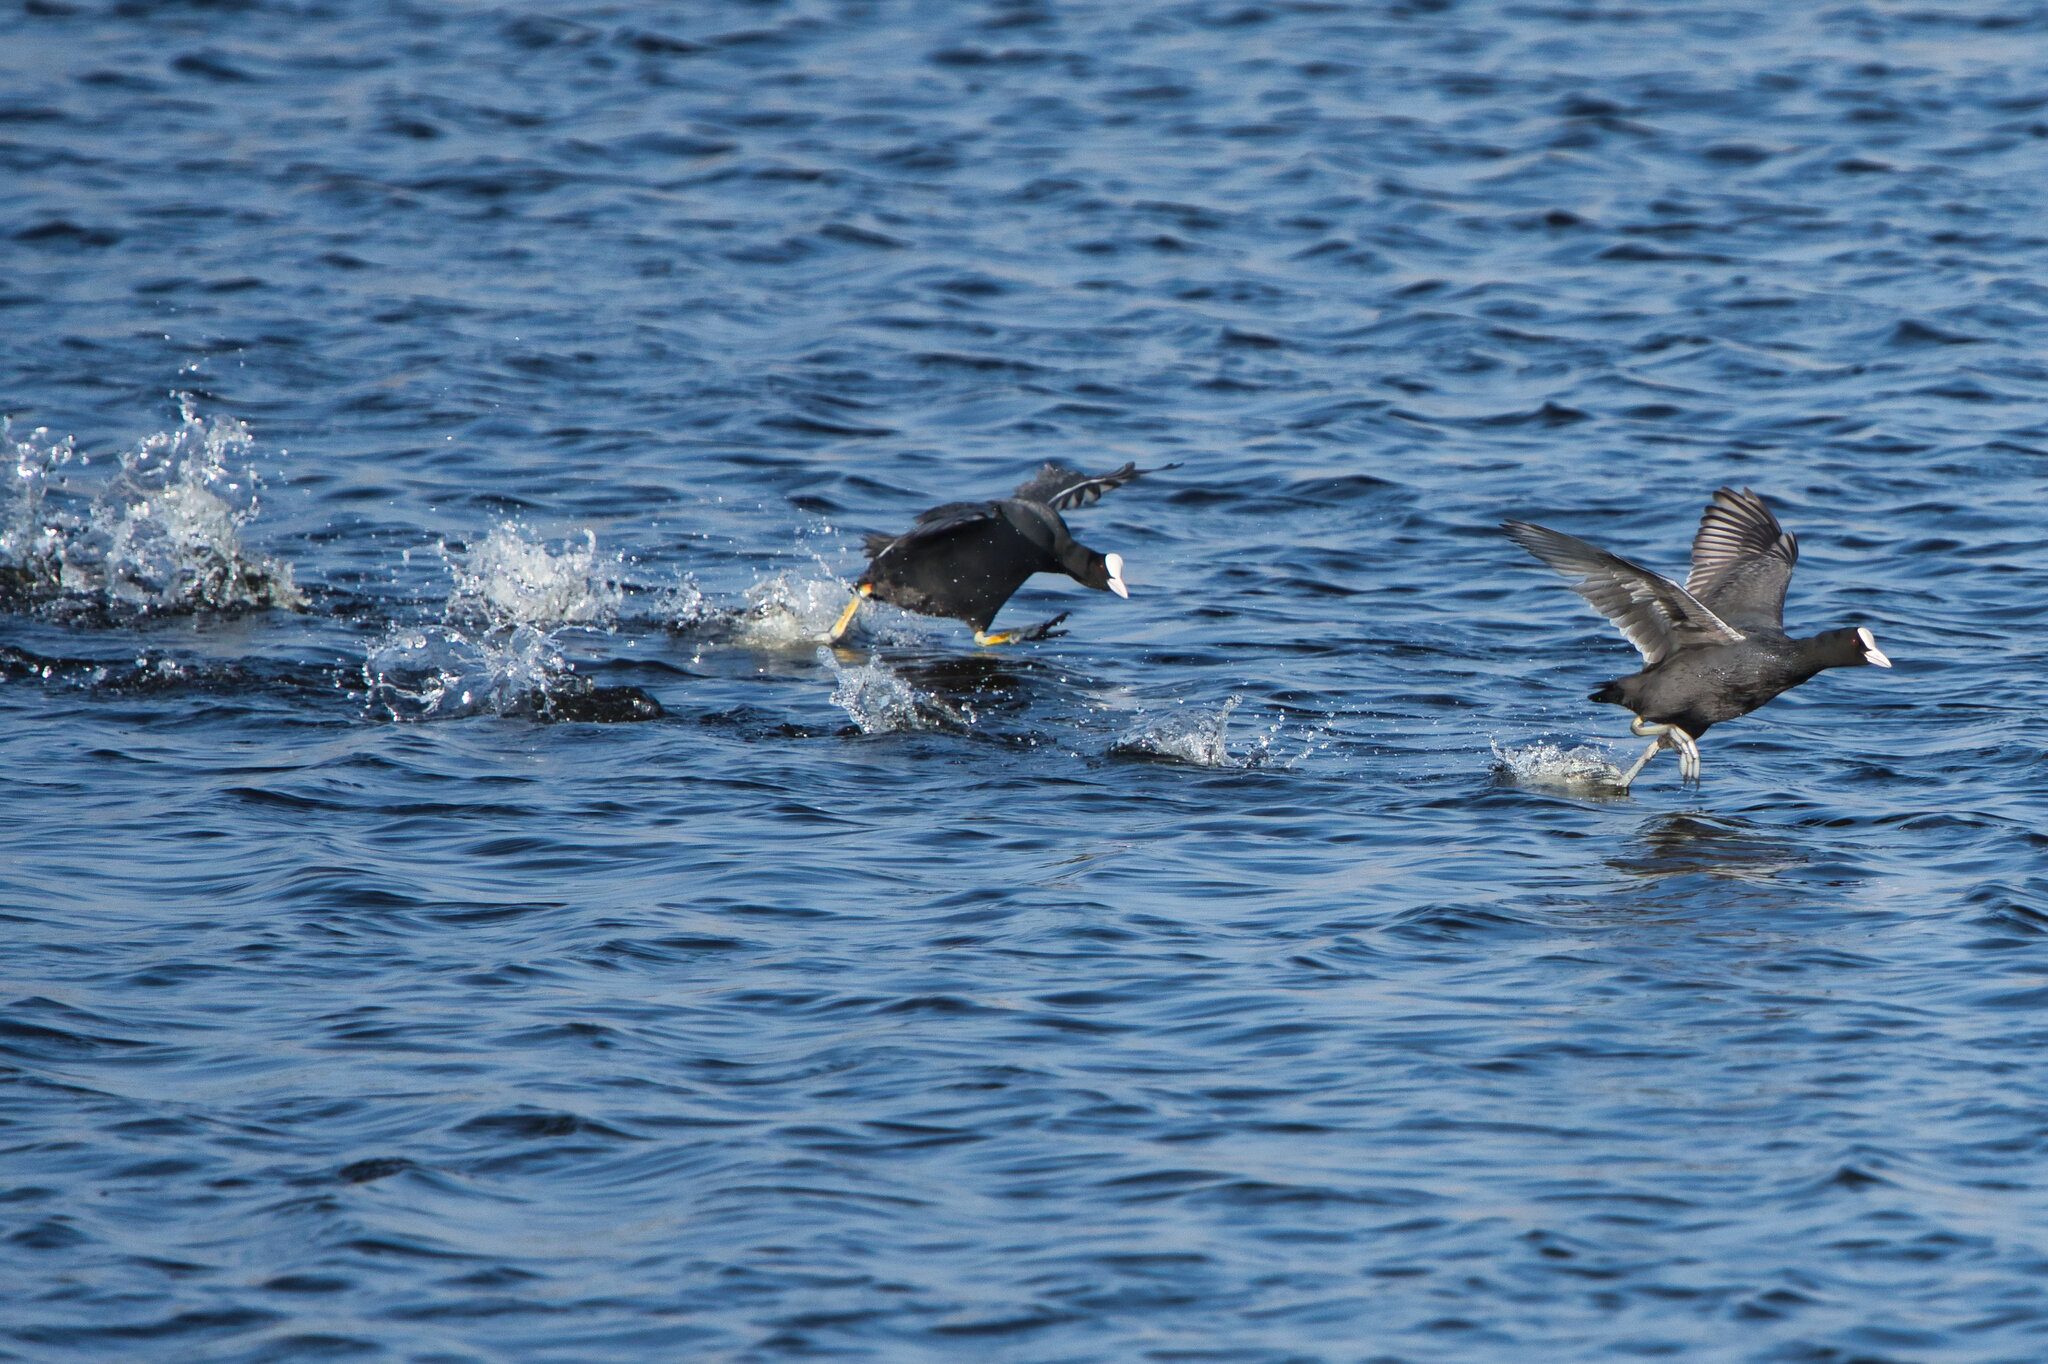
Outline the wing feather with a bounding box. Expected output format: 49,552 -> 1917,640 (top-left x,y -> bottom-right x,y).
1504,520 -> 1745,665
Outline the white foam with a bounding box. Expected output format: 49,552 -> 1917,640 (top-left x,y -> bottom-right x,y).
730,534 -> 971,650
734,572 -> 865,648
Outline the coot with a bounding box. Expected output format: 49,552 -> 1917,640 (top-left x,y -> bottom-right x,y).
1504,487 -> 1891,789
825,461 -> 1173,646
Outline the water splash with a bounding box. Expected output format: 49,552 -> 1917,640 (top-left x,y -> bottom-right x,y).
360,623 -> 659,723
445,522 -> 625,630
821,648 -> 973,734
655,572 -> 712,632
0,421 -> 78,588
1490,738 -> 1629,794
361,524 -> 660,722
733,572 -> 856,648
362,623 -> 564,721
0,399 -> 301,617
1112,695 -> 1321,768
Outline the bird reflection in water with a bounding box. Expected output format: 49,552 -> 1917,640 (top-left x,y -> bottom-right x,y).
1608,813 -> 1809,885
885,652 -> 1035,713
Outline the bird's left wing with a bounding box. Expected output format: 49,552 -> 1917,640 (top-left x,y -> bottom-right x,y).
1504,520 -> 1746,665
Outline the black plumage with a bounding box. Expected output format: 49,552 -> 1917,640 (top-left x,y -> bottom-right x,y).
826,461 -> 1174,646
1504,487 -> 1891,788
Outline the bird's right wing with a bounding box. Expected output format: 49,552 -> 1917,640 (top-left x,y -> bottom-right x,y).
1503,521 -> 1746,665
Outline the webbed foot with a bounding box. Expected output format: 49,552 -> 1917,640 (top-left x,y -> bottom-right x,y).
974,612 -> 1069,647
1620,717 -> 1702,790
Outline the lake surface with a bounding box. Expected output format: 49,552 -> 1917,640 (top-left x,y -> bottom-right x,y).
4,2 -> 2047,1360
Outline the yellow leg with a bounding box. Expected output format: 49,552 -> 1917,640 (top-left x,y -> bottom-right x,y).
824,588 -> 866,643
973,628 -> 1016,647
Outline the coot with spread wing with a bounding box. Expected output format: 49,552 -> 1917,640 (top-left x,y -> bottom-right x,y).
1504,487 -> 1891,790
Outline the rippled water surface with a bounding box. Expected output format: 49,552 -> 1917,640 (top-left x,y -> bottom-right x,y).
5,3 -> 2048,1360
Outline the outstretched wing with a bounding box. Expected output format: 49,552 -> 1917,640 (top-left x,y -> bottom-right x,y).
1686,486 -> 1798,630
1503,521 -> 1746,665
864,501 -> 998,560
1012,461 -> 1179,512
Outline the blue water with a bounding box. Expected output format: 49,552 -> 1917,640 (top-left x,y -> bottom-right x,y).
4,3 -> 2047,1360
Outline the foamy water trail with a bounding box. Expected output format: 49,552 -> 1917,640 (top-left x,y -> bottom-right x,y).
0,399 -> 301,617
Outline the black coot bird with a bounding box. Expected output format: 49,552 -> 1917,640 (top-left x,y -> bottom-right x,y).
1504,487 -> 1891,790
825,461 -> 1173,646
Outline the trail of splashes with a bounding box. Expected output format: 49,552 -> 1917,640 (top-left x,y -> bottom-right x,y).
1112,695 -> 1325,768
0,398 -> 301,617
1490,738 -> 1628,795
820,648 -> 974,734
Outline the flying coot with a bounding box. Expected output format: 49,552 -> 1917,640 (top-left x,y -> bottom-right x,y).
1503,487 -> 1892,790
825,461 -> 1175,647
